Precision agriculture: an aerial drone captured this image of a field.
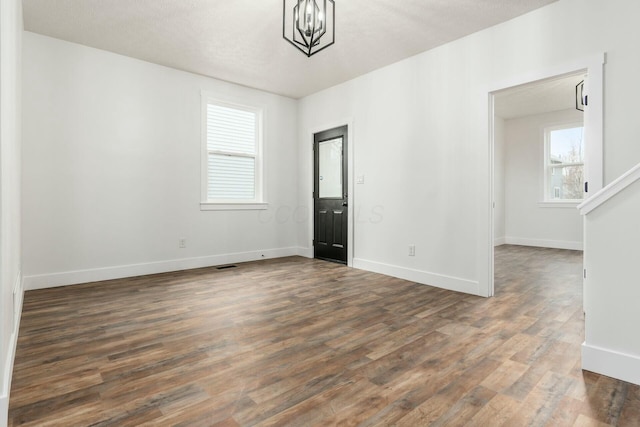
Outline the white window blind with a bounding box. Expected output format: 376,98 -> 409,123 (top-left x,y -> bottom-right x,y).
204,101 -> 261,202
207,155 -> 255,200
207,104 -> 256,154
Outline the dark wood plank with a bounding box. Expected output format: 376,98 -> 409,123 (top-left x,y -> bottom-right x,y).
8,246 -> 640,426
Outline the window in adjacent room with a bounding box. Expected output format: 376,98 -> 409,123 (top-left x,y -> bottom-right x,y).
201,95 -> 266,210
544,123 -> 584,202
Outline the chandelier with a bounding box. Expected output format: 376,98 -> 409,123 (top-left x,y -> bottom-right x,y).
575,80 -> 586,112
283,0 -> 335,57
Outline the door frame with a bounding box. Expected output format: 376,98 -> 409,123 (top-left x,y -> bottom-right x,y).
307,118 -> 354,267
487,53 -> 605,297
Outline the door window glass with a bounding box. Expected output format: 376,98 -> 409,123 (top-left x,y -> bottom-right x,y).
318,137 -> 343,198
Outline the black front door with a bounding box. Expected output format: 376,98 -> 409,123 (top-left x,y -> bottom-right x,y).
314,126 -> 348,264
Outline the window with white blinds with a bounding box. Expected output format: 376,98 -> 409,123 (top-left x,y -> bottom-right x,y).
201,97 -> 264,208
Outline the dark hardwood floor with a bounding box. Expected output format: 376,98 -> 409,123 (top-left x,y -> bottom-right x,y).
8,245 -> 640,426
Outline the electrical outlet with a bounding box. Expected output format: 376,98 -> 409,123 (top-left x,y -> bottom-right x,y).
179,238 -> 186,248
409,245 -> 415,256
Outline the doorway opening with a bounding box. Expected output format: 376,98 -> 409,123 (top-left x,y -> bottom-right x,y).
488,55 -> 604,297
313,125 -> 348,264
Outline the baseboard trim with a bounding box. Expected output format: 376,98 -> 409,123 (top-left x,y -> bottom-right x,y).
0,328 -> 19,427
296,247 -> 314,259
582,343 -> 640,386
1,273 -> 23,427
504,236 -> 583,251
0,394 -> 7,427
23,247 -> 306,291
494,237 -> 506,246
352,258 -> 480,296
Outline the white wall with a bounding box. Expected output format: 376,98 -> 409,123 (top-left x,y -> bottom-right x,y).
0,0 -> 23,424
494,116 -> 505,245
503,109 -> 584,250
581,176 -> 640,386
298,0 -> 640,299
14,0 -> 640,398
21,32 -> 301,289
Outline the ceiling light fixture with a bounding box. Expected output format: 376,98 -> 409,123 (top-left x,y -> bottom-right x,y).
575,80 -> 586,112
283,0 -> 335,57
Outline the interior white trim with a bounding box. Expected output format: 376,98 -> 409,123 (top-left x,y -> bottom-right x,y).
0,328 -> 18,427
353,258 -> 481,296
494,237 -> 506,246
23,247 -> 306,291
582,342 -> 640,386
578,162 -> 640,216
1,273 -> 23,427
487,54 -> 605,97
297,247 -> 314,259
504,237 -> 583,251
487,92 -> 496,297
200,202 -> 268,211
487,52 -> 605,297
0,394 -> 7,427
200,92 -> 267,207
537,201 -> 581,209
12,273 -> 22,341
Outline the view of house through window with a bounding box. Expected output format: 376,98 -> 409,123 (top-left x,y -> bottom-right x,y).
545,124 -> 584,201
202,97 -> 263,204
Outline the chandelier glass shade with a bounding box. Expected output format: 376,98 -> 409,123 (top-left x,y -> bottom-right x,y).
575,80 -> 586,112
283,0 -> 335,57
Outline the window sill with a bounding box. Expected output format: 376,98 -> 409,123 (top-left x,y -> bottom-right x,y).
538,201 -> 582,209
200,202 -> 268,211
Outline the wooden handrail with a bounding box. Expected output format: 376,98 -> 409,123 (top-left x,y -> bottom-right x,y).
579,163 -> 640,215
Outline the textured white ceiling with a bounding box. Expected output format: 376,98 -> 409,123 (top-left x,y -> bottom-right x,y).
22,0 -> 559,99
494,72 -> 586,119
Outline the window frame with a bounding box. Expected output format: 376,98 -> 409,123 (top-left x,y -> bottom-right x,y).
200,93 -> 267,211
540,122 -> 585,207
